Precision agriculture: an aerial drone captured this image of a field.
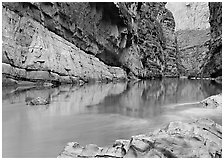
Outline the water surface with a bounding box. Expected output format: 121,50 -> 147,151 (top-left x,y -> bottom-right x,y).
2,78 -> 222,157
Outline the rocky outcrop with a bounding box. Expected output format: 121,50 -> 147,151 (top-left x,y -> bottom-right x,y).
2,2 -> 178,84
25,97 -> 50,105
58,118 -> 222,158
2,6 -> 127,85
166,2 -> 211,77
200,93 -> 222,109
57,92 -> 222,158
201,2 -> 222,78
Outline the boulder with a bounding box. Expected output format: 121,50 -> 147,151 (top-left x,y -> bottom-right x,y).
200,93 -> 222,109
25,97 -> 50,105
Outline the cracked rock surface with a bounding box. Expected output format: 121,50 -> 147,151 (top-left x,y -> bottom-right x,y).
200,93 -> 222,109
2,7 -> 127,85
58,117 -> 222,158
2,2 -> 179,83
58,94 -> 222,158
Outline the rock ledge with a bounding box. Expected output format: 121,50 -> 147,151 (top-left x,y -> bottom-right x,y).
58,118 -> 221,158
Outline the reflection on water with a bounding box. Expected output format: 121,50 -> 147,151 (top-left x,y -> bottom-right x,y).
2,79 -> 222,158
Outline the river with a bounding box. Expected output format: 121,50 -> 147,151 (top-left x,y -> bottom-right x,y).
2,78 -> 222,158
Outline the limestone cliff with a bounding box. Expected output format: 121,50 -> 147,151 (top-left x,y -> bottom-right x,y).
166,2 -> 211,77
166,2 -> 222,78
166,2 -> 210,31
2,7 -> 126,85
2,2 -> 178,85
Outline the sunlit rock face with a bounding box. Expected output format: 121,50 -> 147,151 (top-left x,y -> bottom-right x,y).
2,6 -> 127,85
2,2 -> 179,83
166,2 -> 210,31
166,2 -> 211,77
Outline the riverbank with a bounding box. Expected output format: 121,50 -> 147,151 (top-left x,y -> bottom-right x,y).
58,94 -> 222,158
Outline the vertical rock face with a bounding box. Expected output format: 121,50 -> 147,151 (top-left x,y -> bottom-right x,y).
166,2 -> 211,77
119,2 -> 179,78
136,2 -> 178,78
2,2 -> 178,84
159,4 -> 178,77
166,2 -> 222,78
2,6 -> 127,85
166,2 -> 210,31
202,2 -> 222,78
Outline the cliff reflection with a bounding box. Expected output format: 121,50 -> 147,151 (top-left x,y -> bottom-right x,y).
94,79 -> 221,118
2,79 -> 222,158
2,79 -> 221,118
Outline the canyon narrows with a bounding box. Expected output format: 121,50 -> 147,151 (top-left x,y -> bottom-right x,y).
2,2 -> 222,158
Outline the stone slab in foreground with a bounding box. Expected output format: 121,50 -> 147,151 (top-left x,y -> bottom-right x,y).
58,118 -> 222,158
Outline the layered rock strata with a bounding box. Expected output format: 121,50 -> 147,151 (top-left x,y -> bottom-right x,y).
176,29 -> 210,77
58,117 -> 222,158
2,2 -> 178,85
2,6 -> 127,85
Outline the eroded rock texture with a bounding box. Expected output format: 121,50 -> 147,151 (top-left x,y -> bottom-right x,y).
2,6 -> 127,85
200,93 -> 222,109
137,2 -> 178,78
2,2 -> 178,84
58,118 -> 222,158
201,2 -> 222,78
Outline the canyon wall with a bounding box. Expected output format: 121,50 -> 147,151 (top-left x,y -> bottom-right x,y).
2,2 -> 178,85
166,2 -> 222,78
136,2 -> 178,78
2,3 -> 127,85
201,2 -> 222,78
2,2 -> 222,84
166,2 -> 210,31
166,2 -> 210,77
